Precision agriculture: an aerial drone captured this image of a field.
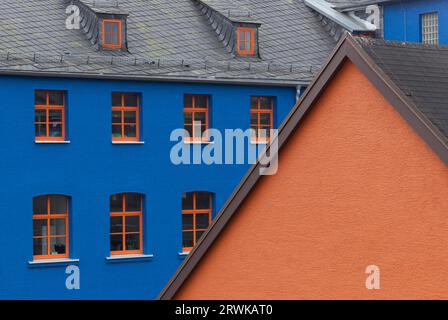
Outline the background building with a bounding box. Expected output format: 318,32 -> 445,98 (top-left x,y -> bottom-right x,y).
383,0 -> 448,44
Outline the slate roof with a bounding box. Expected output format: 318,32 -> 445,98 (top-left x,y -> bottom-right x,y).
356,37 -> 448,140
0,0 -> 338,84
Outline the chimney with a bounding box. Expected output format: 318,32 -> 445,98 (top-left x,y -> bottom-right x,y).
73,0 -> 129,51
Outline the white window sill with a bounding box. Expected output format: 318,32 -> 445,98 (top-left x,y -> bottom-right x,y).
28,258 -> 79,267
35,141 -> 71,144
250,140 -> 269,145
178,251 -> 190,259
105,254 -> 154,263
184,140 -> 214,145
112,141 -> 145,145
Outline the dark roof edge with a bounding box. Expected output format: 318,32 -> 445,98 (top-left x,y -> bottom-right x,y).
157,33 -> 448,300
0,69 -> 305,87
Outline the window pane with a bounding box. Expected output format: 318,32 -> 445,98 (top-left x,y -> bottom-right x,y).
260,113 -> 271,126
184,95 -> 192,108
124,111 -> 136,124
196,214 -> 210,229
196,231 -> 205,242
48,92 -> 64,106
112,111 -> 122,124
194,95 -> 208,108
110,234 -> 123,252
182,214 -> 193,230
35,124 -> 47,137
50,196 -> 67,214
125,216 -> 140,233
50,237 -> 66,255
259,128 -> 271,139
49,220 -> 65,238
250,126 -> 258,138
105,22 -> 120,45
33,238 -> 47,256
259,97 -> 271,109
245,32 -> 252,51
110,216 -> 123,233
184,112 -> 192,125
112,125 -> 122,138
184,125 -> 193,138
125,193 -> 141,212
194,112 -> 206,125
239,31 -> 245,51
33,196 -> 47,215
110,194 -> 123,212
112,93 -> 122,106
49,109 -> 62,123
33,219 -> 47,236
125,234 -> 140,251
250,113 -> 258,126
50,219 -> 66,236
124,124 -> 136,138
250,97 -> 258,109
49,123 -> 62,137
111,23 -> 120,44
35,91 -> 46,105
196,192 -> 211,210
123,94 -> 138,107
200,124 -> 207,137
182,231 -> 194,249
35,109 -> 46,122
182,192 -> 194,210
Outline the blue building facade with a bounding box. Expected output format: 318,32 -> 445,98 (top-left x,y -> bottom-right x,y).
0,74 -> 297,299
383,0 -> 448,44
0,0 -> 339,299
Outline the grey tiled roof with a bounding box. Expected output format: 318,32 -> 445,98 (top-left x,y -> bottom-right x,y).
0,0 -> 338,84
356,38 -> 448,139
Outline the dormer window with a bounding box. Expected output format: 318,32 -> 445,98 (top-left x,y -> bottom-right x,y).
102,19 -> 122,49
237,27 -> 255,56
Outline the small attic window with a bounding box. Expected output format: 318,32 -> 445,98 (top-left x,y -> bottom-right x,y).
237,27 -> 255,56
102,19 -> 122,49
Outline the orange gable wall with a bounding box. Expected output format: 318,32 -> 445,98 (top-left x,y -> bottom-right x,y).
175,60 -> 448,300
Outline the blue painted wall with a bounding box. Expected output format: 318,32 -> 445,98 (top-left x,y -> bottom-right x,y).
383,0 -> 448,44
0,75 -> 296,299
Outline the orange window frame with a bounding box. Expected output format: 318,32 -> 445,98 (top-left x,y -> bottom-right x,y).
182,192 -> 212,252
251,96 -> 274,143
34,91 -> 65,141
110,193 -> 143,255
33,195 -> 69,260
102,19 -> 122,49
112,93 -> 140,142
237,27 -> 255,56
184,94 -> 209,142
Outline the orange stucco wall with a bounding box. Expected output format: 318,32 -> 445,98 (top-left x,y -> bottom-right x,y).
175,60 -> 448,300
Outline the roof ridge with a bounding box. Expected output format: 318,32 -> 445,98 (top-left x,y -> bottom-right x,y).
354,36 -> 448,50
